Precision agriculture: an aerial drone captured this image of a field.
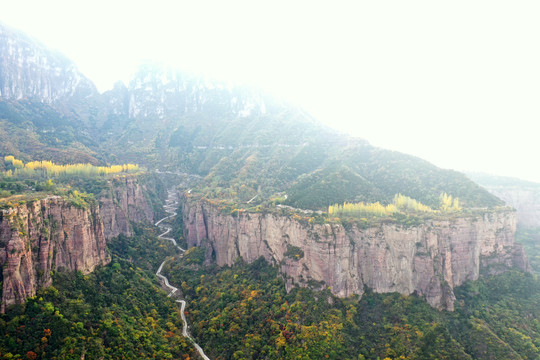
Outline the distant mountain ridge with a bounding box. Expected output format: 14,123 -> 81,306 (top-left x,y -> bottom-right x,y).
467,172 -> 540,228
0,22 -> 285,167
0,21 -> 502,210
0,22 -> 97,104
0,20 -> 274,124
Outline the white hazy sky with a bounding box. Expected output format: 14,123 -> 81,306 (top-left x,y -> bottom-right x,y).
2,1 -> 540,182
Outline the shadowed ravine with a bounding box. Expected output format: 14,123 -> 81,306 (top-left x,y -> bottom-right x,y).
155,189 -> 211,360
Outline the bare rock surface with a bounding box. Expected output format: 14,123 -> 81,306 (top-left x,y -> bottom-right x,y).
0,197 -> 107,312
99,176 -> 154,239
0,176 -> 157,311
184,201 -> 528,310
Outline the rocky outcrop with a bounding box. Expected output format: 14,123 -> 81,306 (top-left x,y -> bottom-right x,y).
0,22 -> 97,104
0,175 -> 159,312
118,63 -> 269,121
99,176 -> 155,240
484,188 -> 540,228
184,201 -> 529,310
0,196 -> 108,312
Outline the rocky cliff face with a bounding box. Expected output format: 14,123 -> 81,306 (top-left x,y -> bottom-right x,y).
0,196 -> 108,312
98,176 -> 155,239
115,63 -> 269,121
483,188 -> 540,229
184,201 -> 528,310
0,176 -> 159,311
0,22 -> 97,104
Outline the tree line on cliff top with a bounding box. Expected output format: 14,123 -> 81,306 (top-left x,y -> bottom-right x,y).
3,156 -> 139,178
190,134 -> 502,212
328,193 -> 461,219
0,156 -> 142,205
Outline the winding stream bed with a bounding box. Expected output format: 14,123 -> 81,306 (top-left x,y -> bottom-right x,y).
155,189 -> 211,360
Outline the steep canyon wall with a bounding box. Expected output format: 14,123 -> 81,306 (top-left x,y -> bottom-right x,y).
184,201 -> 528,310
0,176 -> 157,312
0,197 -> 107,312
98,176 -> 155,239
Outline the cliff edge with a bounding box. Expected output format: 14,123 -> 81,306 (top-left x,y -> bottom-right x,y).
0,175 -> 159,312
98,176 -> 155,239
184,200 -> 529,310
0,196 -> 107,312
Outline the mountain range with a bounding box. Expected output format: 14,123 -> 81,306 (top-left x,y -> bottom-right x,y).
0,21 -> 503,211
1,21 -> 539,360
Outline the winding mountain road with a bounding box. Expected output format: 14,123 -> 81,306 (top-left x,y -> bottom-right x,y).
155,189 -> 211,360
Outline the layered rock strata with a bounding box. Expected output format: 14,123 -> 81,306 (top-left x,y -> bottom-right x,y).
0,196 -> 107,312
184,201 -> 529,310
0,176 -> 157,311
99,176 -> 155,239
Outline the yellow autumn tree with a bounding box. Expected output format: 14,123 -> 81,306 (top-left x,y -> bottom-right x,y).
393,194 -> 433,213
2,156 -> 140,178
328,194 -> 439,219
4,155 -> 24,168
328,201 -> 397,217
439,192 -> 461,211
4,155 -> 15,163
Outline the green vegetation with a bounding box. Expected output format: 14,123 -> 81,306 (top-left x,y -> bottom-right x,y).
107,225 -> 177,271
170,202 -> 187,250
0,226 -> 195,360
1,206 -> 538,360
183,247 -> 206,265
184,138 -> 502,214
453,271 -> 540,360
282,148 -> 502,211
2,80 -> 503,217
101,100 -> 502,214
285,165 -> 382,211
0,156 -> 147,211
0,100 -> 100,166
160,252 -> 540,360
0,51 -> 529,360
163,257 -> 348,359
190,143 -> 502,212
0,184 -> 96,211
284,244 -> 304,260
63,189 -> 95,210
0,265 -> 194,360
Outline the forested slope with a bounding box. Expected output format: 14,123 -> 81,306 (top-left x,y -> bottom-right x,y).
162,253 -> 540,360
